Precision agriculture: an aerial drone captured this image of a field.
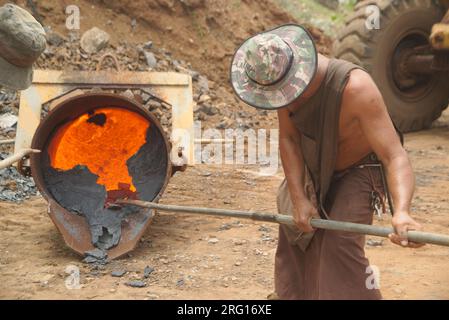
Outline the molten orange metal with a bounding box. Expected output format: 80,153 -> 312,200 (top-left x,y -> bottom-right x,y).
48,107 -> 150,192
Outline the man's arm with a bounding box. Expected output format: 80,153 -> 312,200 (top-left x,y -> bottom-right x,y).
278,108 -> 318,233
343,70 -> 424,248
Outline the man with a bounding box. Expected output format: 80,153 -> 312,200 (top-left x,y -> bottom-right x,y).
230,24 -> 423,300
0,3 -> 46,169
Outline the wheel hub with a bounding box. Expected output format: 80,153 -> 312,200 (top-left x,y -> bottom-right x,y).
391,32 -> 435,100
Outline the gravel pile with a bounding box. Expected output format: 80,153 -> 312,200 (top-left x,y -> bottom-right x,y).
0,153 -> 38,202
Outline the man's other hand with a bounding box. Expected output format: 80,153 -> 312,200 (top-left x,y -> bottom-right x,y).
389,211 -> 425,248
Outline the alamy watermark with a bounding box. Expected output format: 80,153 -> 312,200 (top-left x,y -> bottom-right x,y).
65,5 -> 80,30
182,121 -> 280,176
365,265 -> 381,290
365,5 -> 380,30
65,265 -> 81,289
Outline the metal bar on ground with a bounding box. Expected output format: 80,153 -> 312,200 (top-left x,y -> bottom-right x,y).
117,199 -> 449,247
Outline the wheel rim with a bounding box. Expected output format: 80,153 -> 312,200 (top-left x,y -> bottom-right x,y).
389,30 -> 438,103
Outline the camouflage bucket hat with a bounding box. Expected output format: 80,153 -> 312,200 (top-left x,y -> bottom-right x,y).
0,4 -> 46,90
230,24 -> 317,110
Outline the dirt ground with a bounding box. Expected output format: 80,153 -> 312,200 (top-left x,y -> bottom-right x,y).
1,110 -> 449,300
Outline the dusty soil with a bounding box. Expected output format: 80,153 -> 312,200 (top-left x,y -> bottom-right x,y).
2,0 -> 331,87
1,110 -> 449,300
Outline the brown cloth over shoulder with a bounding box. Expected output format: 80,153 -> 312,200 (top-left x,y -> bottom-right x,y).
275,58 -> 384,299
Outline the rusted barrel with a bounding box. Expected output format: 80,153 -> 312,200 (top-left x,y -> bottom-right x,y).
30,92 -> 172,259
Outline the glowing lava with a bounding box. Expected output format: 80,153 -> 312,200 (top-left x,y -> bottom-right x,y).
47,107 -> 150,193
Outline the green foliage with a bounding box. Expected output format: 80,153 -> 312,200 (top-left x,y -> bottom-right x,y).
273,0 -> 356,38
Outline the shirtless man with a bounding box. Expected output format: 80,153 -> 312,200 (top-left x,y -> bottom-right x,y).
230,24 -> 423,299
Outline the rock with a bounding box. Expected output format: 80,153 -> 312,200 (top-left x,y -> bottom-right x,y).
143,41 -> 153,50
198,94 -> 211,104
0,113 -> 18,129
208,238 -> 219,244
143,266 -> 155,278
158,59 -> 169,69
37,274 -> 55,288
125,280 -> 147,288
393,287 -> 403,294
197,75 -> 209,93
0,161 -> 38,202
0,163 -> 38,202
152,108 -> 164,119
80,27 -> 110,54
176,279 -> 185,287
147,100 -> 163,110
176,65 -> 200,80
46,31 -> 66,46
198,104 -> 218,116
161,102 -> 171,110
366,239 -> 384,247
216,118 -> 232,129
122,89 -> 134,100
219,223 -> 232,231
83,256 -> 98,264
261,235 -> 272,242
233,239 -> 247,246
5,180 -> 17,191
143,51 -> 157,69
234,261 -> 242,266
140,92 -> 152,103
83,248 -> 108,264
237,111 -> 250,119
111,269 -> 126,277
245,180 -> 256,187
258,225 -> 271,233
196,113 -> 206,121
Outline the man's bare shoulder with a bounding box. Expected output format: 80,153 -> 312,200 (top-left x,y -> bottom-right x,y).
344,69 -> 379,98
342,68 -> 384,117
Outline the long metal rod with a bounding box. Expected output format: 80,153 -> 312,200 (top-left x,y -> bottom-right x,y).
0,148 -> 40,170
117,199 -> 449,247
